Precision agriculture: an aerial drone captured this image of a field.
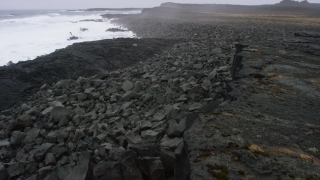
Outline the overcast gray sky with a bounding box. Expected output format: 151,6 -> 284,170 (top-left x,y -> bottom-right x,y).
0,0 -> 319,9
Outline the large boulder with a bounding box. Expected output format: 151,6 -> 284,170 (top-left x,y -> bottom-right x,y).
65,152 -> 93,180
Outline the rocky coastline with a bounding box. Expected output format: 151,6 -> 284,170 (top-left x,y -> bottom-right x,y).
1,3 -> 320,180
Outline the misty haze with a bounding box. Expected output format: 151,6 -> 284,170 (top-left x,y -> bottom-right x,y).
0,0 -> 319,180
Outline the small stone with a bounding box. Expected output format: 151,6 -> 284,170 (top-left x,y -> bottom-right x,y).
45,153 -> 56,165
25,163 -> 37,174
152,113 -> 165,122
59,156 -> 70,165
139,120 -> 152,130
10,131 -> 27,145
34,143 -> 54,162
215,87 -> 225,95
24,128 -> 40,144
38,166 -> 52,179
48,101 -> 64,107
188,103 -> 203,111
161,137 -> 183,149
58,117 -> 69,127
0,162 -> 8,180
77,93 -> 88,101
218,66 -> 229,72
26,175 -> 37,180
122,81 -> 134,91
42,107 -> 54,115
120,102 -> 133,111
193,63 -> 203,69
73,129 -> 85,142
208,68 -> 218,80
7,163 -> 24,177
52,146 -> 68,159
54,79 -> 69,89
212,48 -> 222,54
121,91 -> 137,102
167,120 -> 179,137
50,106 -> 72,123
125,131 -> 142,144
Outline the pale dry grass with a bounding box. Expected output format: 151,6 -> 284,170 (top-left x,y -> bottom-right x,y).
185,11 -> 320,28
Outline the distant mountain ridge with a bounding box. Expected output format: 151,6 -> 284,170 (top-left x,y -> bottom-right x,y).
276,0 -> 320,8
161,1 -> 320,10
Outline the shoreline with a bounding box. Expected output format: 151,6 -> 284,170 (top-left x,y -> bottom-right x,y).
0,4 -> 320,180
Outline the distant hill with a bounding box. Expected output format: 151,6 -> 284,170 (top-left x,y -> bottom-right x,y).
276,0 -> 320,8
158,2 -> 320,15
86,8 -> 143,11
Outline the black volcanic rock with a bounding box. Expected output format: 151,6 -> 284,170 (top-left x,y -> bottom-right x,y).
0,38 -> 178,111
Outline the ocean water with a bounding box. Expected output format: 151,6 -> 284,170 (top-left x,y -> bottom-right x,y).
0,9 -> 140,66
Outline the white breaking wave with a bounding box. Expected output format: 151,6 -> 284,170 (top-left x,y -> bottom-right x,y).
46,13 -> 61,16
0,11 -> 136,66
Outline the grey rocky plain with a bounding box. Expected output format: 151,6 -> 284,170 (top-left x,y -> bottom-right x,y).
0,40 -> 237,179
1,3 -> 320,180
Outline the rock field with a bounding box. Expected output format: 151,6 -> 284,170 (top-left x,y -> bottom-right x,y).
1,4 -> 320,180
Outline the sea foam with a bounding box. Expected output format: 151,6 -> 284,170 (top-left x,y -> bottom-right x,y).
0,11 -> 137,66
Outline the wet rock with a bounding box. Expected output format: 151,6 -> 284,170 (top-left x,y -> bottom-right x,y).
106,28 -> 128,32
68,36 -> 79,41
10,131 -> 27,145
65,152 -> 93,180
80,28 -> 89,31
